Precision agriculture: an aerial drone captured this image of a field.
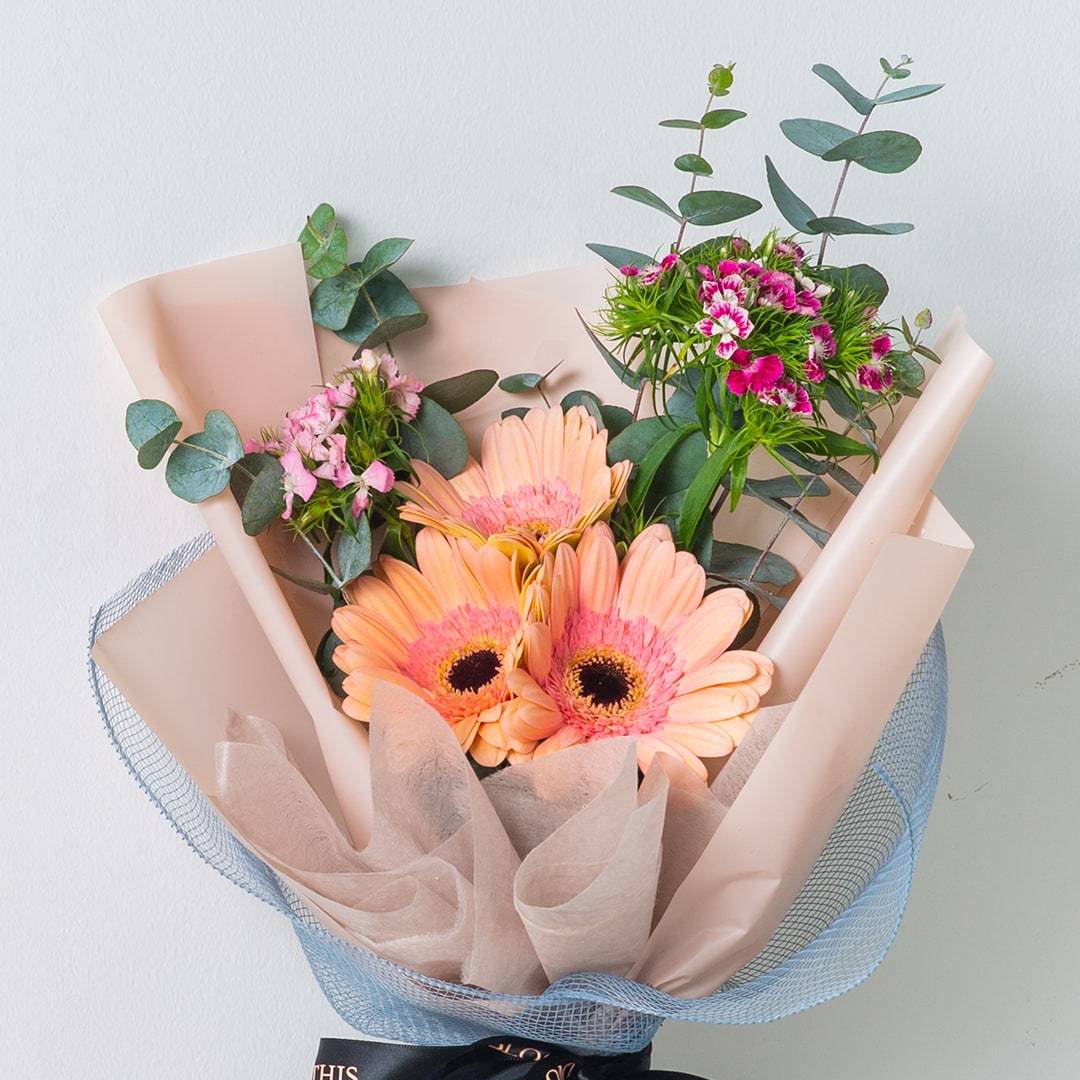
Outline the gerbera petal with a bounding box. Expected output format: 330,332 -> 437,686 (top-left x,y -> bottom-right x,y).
659,721 -> 737,758
666,684 -> 758,723
637,734 -> 708,781
669,589 -> 752,670
533,725 -> 585,759
576,522 -> 618,612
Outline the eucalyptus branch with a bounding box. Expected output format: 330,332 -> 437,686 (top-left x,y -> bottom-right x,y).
674,93 -> 714,253
816,73 -> 891,268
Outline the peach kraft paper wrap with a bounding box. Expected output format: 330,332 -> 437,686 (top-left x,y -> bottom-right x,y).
93,243 -> 991,998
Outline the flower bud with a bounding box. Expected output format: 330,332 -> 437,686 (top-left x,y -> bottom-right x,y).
708,63 -> 735,96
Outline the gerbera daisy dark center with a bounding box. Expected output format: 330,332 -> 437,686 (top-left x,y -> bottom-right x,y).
446,647 -> 501,693
576,658 -> 632,707
564,646 -> 646,718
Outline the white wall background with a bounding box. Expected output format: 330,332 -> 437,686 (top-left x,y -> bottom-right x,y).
2,2 -> 1077,1077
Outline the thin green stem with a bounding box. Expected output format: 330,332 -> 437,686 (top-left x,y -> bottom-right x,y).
816,74 -> 892,268
297,529 -> 344,588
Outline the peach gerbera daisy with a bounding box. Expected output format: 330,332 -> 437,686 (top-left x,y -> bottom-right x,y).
501,522 -> 774,779
331,528 -> 529,765
396,405 -> 632,564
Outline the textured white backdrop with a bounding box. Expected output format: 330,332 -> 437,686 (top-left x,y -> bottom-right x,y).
2,2 -> 1077,1077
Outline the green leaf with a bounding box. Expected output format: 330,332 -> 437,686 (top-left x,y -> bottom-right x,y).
126,399 -> 181,469
628,425 -> 696,511
892,352 -> 925,389
599,404 -> 634,438
499,372 -> 544,394
764,156 -> 819,234
271,565 -> 339,596
710,541 -> 798,587
822,130 -> 922,173
315,628 -> 347,697
422,369 -> 498,413
817,429 -> 879,461
824,461 -> 863,495
752,494 -> 832,547
298,203 -> 348,279
816,263 -> 889,305
744,474 -> 829,500
229,452 -> 285,535
676,434 -> 748,548
659,118 -> 702,129
585,243 -> 653,269
353,237 -> 413,287
609,417 -> 672,465
779,117 -> 858,157
812,63 -> 875,115
501,407 -> 529,420
675,153 -> 713,176
611,185 -> 682,222
824,380 -> 861,422
700,108 -> 746,129
879,57 -> 910,79
678,190 -> 762,226
560,390 -> 605,428
310,272 -> 362,331
166,436 -> 232,503
338,270 -> 427,347
576,311 -> 644,388
336,514 -> 372,582
202,410 -> 243,464
877,83 -> 944,104
400,397 -> 469,478
807,216 -> 914,236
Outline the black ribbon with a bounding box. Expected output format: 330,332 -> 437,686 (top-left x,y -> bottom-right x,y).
312,1036 -> 707,1079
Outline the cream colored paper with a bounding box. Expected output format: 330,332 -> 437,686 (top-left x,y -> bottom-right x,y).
94,246 -> 990,997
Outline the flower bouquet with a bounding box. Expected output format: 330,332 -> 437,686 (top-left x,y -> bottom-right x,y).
90,57 -> 991,1078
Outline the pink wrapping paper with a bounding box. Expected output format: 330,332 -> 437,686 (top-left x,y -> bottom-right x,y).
94,244 -> 990,996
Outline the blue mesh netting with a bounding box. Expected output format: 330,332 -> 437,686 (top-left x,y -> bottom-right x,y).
87,534 -> 947,1054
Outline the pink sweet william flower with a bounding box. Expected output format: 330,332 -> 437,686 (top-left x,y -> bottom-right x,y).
700,273 -> 748,306
737,260 -> 764,278
756,270 -> 798,311
774,240 -> 806,263
313,434 -> 358,490
871,333 -> 893,362
659,253 -> 679,271
858,363 -> 894,393
760,377 -> 812,416
619,264 -> 640,277
811,321 -> 836,360
280,447 -> 318,519
639,254 -> 677,286
697,300 -> 754,359
804,351 -> 826,384
794,290 -> 822,316
324,379 -> 357,409
380,355 -> 425,419
726,350 -> 784,396
717,259 -> 741,276
361,460 -> 395,494
349,460 -> 397,518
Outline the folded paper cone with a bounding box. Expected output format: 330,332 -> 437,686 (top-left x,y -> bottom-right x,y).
95,246 -> 991,998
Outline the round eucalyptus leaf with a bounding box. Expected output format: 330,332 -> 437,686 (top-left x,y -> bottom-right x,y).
422,369 -> 498,413
780,117 -> 858,157
678,190 -> 762,226
700,108 -> 746,129
229,453 -> 285,535
125,399 -> 181,469
202,410 -> 244,466
336,514 -> 372,582
499,372 -> 544,394
806,216 -> 914,236
611,185 -> 681,222
821,130 -> 923,174
400,397 -> 469,478
674,153 -> 713,176
165,434 -> 232,503
338,270 -> 427,347
599,404 -> 633,438
560,390 -> 605,427
585,243 -> 652,269
311,272 -> 362,331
